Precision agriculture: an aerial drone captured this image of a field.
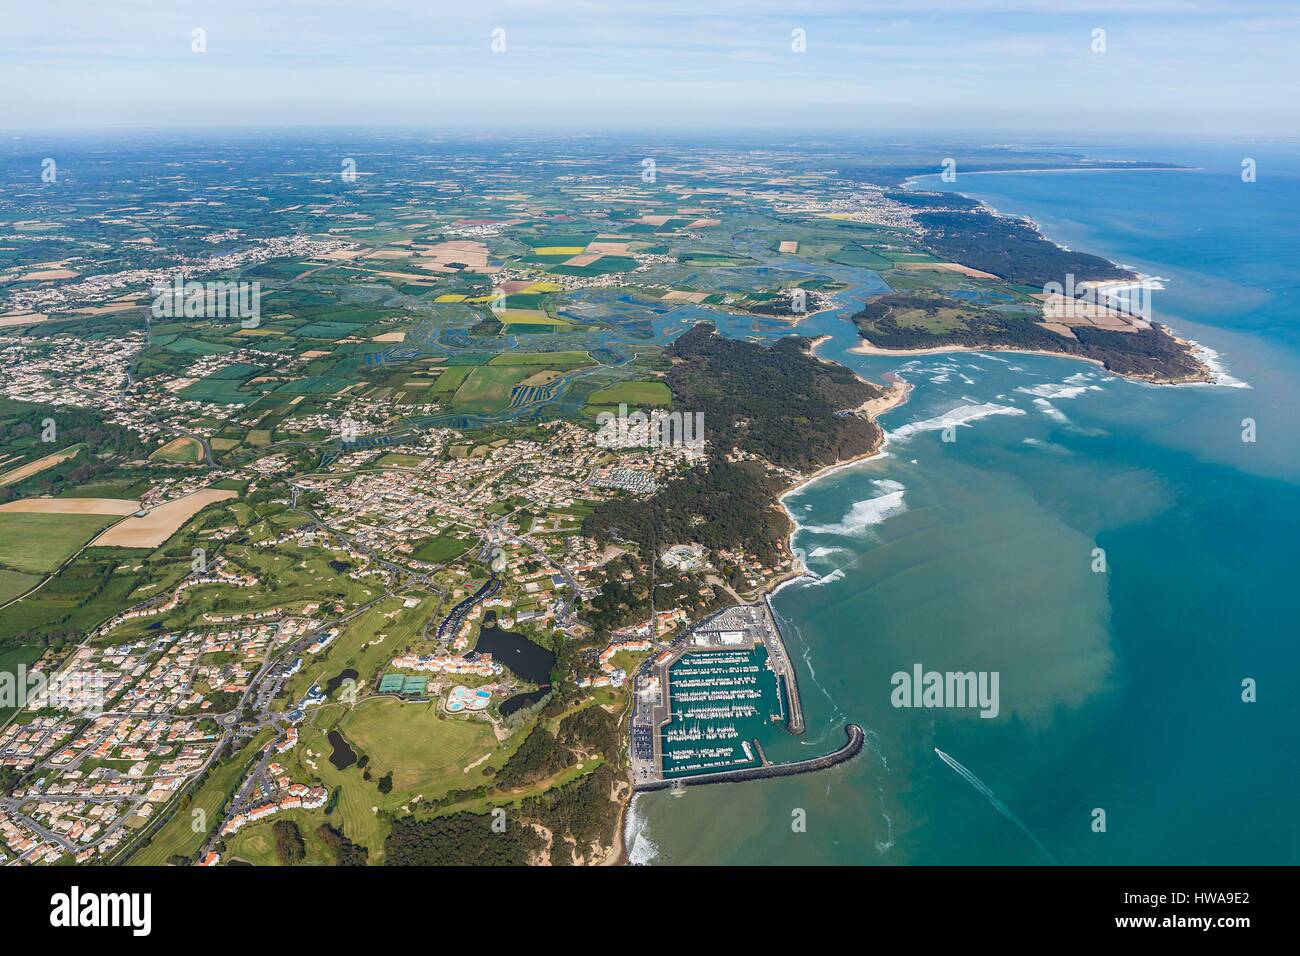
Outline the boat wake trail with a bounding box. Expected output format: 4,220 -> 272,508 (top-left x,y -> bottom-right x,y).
934,747 -> 1056,864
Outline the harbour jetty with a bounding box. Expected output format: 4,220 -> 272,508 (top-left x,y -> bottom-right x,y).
763,593 -> 804,735
629,600 -> 848,791
634,724 -> 864,792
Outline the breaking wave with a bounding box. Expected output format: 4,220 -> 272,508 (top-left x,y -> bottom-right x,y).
807,546 -> 848,559
804,479 -> 907,535
1189,341 -> 1251,389
1032,397 -> 1069,423
801,567 -> 845,587
1015,376 -> 1103,400
624,795 -> 660,865
888,402 -> 1026,442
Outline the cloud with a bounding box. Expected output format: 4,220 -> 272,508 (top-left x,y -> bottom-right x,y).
1,0 -> 1296,131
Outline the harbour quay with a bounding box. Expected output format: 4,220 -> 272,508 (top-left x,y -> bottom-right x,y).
629,600 -> 860,792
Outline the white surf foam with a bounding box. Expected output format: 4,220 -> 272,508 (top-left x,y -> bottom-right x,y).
807,546 -> 848,558
1016,379 -> 1102,400
804,479 -> 907,535
623,795 -> 659,865
1189,340 -> 1251,389
1022,437 -> 1070,453
769,573 -> 811,597
888,402 -> 1026,443
1032,397 -> 1069,423
801,568 -> 846,587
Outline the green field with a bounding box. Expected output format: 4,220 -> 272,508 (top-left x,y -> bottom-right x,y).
179,377 -> 256,404
283,594 -> 436,704
103,545 -> 379,643
291,321 -> 368,338
276,375 -> 353,396
163,336 -> 233,356
150,436 -> 204,463
890,305 -> 971,333
61,478 -> 150,502
498,314 -> 576,331
374,453 -> 426,469
272,669 -> 519,862
585,381 -> 671,407
0,644 -> 43,722
0,550 -> 153,645
409,532 -> 471,563
0,512 -> 118,573
830,245 -> 895,270
206,362 -> 265,380
547,256 -> 637,277
523,233 -> 596,248
0,567 -> 42,604
337,697 -> 500,793
449,365 -> 533,412
226,811 -> 336,866
287,718 -> 390,858
428,366 -> 473,396
487,351 -> 591,368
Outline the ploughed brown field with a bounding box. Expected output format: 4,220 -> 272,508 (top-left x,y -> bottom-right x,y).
92,489 -> 236,548
0,497 -> 140,516
0,447 -> 80,486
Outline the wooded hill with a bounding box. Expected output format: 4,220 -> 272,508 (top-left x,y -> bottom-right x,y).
854,293 -> 1206,381
582,323 -> 885,582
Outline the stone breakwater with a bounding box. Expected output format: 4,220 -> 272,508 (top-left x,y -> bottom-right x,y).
763,593 -> 804,735
633,723 -> 864,792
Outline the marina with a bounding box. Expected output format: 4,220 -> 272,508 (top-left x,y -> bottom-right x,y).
629,600 -> 842,789
659,647 -> 780,778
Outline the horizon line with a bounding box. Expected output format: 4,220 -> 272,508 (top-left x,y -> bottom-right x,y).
3,124 -> 1299,143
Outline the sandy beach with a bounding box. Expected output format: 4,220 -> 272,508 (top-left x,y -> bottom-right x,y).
850,336 -> 1104,366
849,335 -> 1214,385
768,372 -> 913,587
601,787 -> 630,866
855,377 -> 915,420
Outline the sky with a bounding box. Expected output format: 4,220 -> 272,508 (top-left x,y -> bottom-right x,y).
3,0 -> 1299,135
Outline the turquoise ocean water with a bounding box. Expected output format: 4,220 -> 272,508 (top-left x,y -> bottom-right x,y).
628,139 -> 1300,865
